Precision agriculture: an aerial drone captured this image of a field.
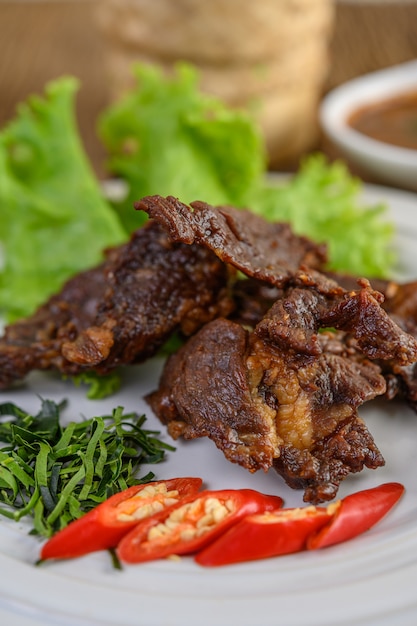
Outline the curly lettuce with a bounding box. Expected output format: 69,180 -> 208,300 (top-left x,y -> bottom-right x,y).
98,63 -> 266,233
249,155 -> 395,278
0,77 -> 126,322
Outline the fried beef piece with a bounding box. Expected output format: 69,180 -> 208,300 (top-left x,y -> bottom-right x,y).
148,274 -> 417,503
384,354 -> 417,411
234,271 -> 417,413
148,318 -> 278,472
0,221 -> 233,387
332,275 -> 417,326
135,195 -> 328,286
136,194 -> 417,362
257,269 -> 417,365
230,277 -> 283,329
320,273 -> 417,411
61,222 -> 233,370
382,280 -> 417,323
326,275 -> 417,409
373,280 -> 417,410
0,262 -> 110,389
323,270 -> 392,296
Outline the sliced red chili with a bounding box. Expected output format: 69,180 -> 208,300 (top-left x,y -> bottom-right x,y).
40,477 -> 203,560
195,505 -> 332,567
116,488 -> 283,564
307,482 -> 405,550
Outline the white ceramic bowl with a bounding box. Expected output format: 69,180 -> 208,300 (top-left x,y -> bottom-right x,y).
320,59 -> 417,191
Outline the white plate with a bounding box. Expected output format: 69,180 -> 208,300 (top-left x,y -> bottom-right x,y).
1,184 -> 417,626
320,60 -> 417,192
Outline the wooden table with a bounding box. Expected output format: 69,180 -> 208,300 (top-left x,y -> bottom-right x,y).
0,0 -> 109,177
0,0 -> 416,180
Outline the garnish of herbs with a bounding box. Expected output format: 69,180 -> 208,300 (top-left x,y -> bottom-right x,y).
0,398 -> 174,537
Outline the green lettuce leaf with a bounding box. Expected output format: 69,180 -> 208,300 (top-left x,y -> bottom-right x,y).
98,63 -> 266,233
68,370 -> 121,400
249,154 -> 395,278
0,77 -> 126,322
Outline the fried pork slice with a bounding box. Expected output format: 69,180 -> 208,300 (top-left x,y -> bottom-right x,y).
0,221 -> 233,388
148,275 -> 417,503
135,195 -> 328,286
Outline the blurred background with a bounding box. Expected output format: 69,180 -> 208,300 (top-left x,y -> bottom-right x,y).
1,0 -> 416,179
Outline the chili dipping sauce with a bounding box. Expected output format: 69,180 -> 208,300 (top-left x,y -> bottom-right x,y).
348,90 -> 417,151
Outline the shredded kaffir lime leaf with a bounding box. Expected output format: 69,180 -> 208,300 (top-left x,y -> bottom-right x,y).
0,399 -> 174,537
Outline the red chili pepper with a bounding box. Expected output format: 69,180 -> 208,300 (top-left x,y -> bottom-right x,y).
116,488 -> 283,564
40,477 -> 203,561
196,482 -> 405,567
195,505 -> 332,567
307,481 -> 405,550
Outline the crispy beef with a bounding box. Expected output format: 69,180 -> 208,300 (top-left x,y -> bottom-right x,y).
256,270 -> 417,365
383,280 -> 417,322
136,194 -> 417,360
148,273 -> 417,503
235,269 -> 417,413
0,262 -> 110,388
230,277 -> 283,329
0,221 -> 233,388
373,280 -> 417,410
324,274 -> 417,410
61,221 -> 233,370
147,318 -> 278,472
135,195 -> 328,286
